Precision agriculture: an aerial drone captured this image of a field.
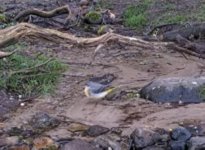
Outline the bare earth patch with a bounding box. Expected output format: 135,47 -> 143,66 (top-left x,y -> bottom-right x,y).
1,0 -> 205,149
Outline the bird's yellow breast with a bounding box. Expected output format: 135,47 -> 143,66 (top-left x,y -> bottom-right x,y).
84,86 -> 90,97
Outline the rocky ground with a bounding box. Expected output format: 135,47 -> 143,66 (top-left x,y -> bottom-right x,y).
1,0 -> 205,150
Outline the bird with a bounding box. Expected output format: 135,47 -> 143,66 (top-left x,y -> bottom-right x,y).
84,81 -> 115,99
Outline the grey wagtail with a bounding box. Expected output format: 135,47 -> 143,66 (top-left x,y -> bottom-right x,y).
84,81 -> 115,99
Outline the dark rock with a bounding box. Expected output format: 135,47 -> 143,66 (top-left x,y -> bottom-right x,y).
94,134 -> 122,150
182,124 -> 202,136
84,125 -> 110,137
169,140 -> 186,150
110,127 -> 122,135
187,136 -> 205,150
29,112 -> 60,133
195,123 -> 205,136
130,128 -> 161,149
139,77 -> 205,103
171,127 -> 191,142
142,145 -> 166,150
61,139 -> 101,150
79,0 -> 89,6
0,90 -> 19,121
154,128 -> 170,143
6,127 -> 35,138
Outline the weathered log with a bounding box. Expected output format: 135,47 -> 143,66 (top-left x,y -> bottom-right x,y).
14,5 -> 71,22
0,23 -> 160,49
0,23 -> 204,59
0,50 -> 16,59
161,23 -> 205,41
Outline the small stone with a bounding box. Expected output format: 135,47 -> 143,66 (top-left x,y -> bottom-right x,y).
178,101 -> 183,105
33,137 -> 57,150
45,128 -> 73,141
130,128 -> 161,149
108,147 -> 112,150
187,136 -> 205,150
110,127 -> 122,135
169,140 -> 186,150
84,125 -> 110,137
94,134 -> 121,150
29,112 -> 60,133
6,136 -> 19,145
171,127 -> 191,142
79,0 -> 89,6
62,139 -> 100,150
10,144 -> 30,150
9,96 -> 14,100
67,123 -> 89,132
20,103 -> 25,107
142,145 -> 166,150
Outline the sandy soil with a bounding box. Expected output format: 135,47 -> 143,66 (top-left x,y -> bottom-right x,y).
1,0 -> 205,140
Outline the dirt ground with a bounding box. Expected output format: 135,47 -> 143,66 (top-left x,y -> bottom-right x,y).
1,0 -> 205,143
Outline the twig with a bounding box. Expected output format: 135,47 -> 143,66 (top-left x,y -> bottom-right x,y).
9,58 -> 53,76
0,49 -> 17,59
15,5 -> 71,22
168,44 -> 205,59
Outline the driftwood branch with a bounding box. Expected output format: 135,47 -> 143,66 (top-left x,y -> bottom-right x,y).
0,23 -> 204,59
0,49 -> 17,59
0,23 -> 162,49
14,5 -> 71,22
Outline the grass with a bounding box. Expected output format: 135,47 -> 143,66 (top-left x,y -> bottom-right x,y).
0,13 -> 6,22
85,11 -> 102,23
0,43 -> 66,97
122,1 -> 205,31
150,2 -> 205,26
97,0 -> 113,10
153,14 -> 188,25
123,0 -> 152,29
190,4 -> 205,22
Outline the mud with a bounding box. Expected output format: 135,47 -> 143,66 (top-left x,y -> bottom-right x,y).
1,0 -> 205,149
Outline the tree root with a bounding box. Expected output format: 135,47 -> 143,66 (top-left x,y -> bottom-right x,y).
14,5 -> 71,22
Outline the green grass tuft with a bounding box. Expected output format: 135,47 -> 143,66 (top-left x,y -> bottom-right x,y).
85,11 -> 102,23
123,0 -> 152,29
154,14 -> 187,25
0,44 -> 66,97
97,0 -> 113,10
0,13 -> 6,22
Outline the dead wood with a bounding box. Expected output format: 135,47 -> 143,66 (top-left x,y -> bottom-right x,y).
175,34 -> 205,54
10,58 -> 53,75
160,23 -> 205,41
144,23 -> 205,58
146,23 -> 183,36
14,5 -> 71,22
0,49 -> 17,59
0,23 -> 204,59
0,23 -> 161,49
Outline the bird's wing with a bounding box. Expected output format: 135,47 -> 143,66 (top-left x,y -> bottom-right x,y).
87,81 -> 110,93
